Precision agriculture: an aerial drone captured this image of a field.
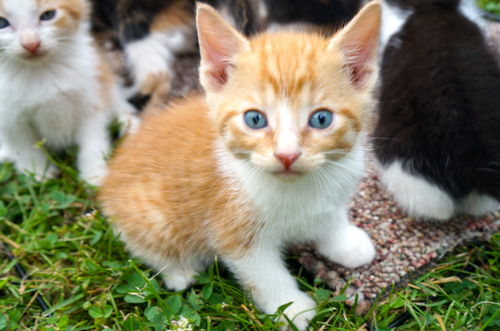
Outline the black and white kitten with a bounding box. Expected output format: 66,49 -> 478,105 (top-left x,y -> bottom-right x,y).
373,0 -> 500,220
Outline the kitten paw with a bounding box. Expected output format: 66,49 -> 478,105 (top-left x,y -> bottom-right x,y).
258,291 -> 315,330
29,163 -> 59,182
380,161 -> 456,221
117,113 -> 141,136
79,162 -> 108,187
162,269 -> 196,292
0,144 -> 13,163
140,72 -> 172,99
319,225 -> 376,269
80,169 -> 107,187
459,192 -> 499,216
278,293 -> 316,330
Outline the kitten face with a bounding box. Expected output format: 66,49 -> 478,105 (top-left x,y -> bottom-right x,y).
0,0 -> 87,61
197,4 -> 379,180
213,34 -> 365,177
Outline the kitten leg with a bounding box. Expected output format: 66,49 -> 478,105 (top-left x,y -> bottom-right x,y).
224,245 -> 316,330
124,28 -> 195,101
315,208 -> 376,269
458,192 -> 499,216
379,161 -> 456,221
124,33 -> 173,99
76,111 -> 111,186
0,127 -> 57,180
116,231 -> 205,291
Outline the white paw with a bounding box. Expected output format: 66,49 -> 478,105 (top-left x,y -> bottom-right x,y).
257,291 -> 315,331
80,166 -> 108,187
0,144 -> 13,163
459,192 -> 499,216
319,225 -> 376,269
17,159 -> 59,181
162,269 -> 196,292
32,163 -> 59,181
278,293 -> 316,330
380,161 -> 456,221
117,113 -> 141,136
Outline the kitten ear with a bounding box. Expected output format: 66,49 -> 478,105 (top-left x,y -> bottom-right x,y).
328,1 -> 381,90
196,3 -> 250,93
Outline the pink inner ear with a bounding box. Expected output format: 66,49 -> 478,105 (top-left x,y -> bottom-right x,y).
203,43 -> 233,88
197,8 -> 247,93
344,42 -> 376,89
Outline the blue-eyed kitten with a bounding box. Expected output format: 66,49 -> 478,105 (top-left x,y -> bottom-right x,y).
99,2 -> 381,329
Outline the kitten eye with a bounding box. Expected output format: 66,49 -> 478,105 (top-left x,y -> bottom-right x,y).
244,110 -> 268,130
309,109 -> 334,129
0,17 -> 10,29
40,10 -> 57,21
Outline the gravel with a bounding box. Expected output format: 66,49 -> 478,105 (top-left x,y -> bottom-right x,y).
292,164 -> 499,313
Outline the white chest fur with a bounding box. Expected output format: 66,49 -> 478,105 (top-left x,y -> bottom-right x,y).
215,140 -> 365,244
0,32 -> 101,149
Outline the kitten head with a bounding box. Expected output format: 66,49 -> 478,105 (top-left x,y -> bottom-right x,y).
196,2 -> 380,179
0,0 -> 88,62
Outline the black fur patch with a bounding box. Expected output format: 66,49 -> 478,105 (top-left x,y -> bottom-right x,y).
206,0 -> 257,35
263,0 -> 362,28
128,93 -> 152,111
373,0 -> 500,200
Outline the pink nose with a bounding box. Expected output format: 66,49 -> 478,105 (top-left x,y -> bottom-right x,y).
275,152 -> 301,170
22,41 -> 41,54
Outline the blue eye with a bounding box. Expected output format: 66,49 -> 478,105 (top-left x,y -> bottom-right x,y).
309,109 -> 334,129
0,17 -> 10,29
244,110 -> 267,129
40,10 -> 56,21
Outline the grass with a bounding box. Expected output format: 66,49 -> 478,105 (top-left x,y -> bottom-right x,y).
478,0 -> 500,16
0,158 -> 499,331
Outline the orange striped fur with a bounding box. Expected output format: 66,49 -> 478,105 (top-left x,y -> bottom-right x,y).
99,2 -> 381,329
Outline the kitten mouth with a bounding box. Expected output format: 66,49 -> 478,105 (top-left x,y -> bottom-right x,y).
273,169 -> 303,179
21,50 -> 47,60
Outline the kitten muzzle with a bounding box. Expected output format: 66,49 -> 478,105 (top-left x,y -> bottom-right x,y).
20,28 -> 41,56
274,152 -> 301,170
22,41 -> 41,55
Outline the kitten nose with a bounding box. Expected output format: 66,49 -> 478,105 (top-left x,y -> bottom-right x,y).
275,152 -> 301,170
22,40 -> 41,54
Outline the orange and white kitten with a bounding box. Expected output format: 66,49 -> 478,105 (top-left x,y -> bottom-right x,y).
0,0 -> 137,185
100,2 -> 380,329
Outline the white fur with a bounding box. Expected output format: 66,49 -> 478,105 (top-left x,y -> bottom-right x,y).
459,0 -> 488,33
379,161 -> 456,220
0,1 -> 136,185
124,27 -> 196,96
458,192 -> 499,216
275,102 -> 301,155
213,139 -> 375,329
380,0 -> 412,51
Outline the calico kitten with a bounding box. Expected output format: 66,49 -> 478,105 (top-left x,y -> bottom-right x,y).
373,0 -> 500,220
99,2 -> 380,329
90,0 -> 256,109
0,0 -> 136,185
